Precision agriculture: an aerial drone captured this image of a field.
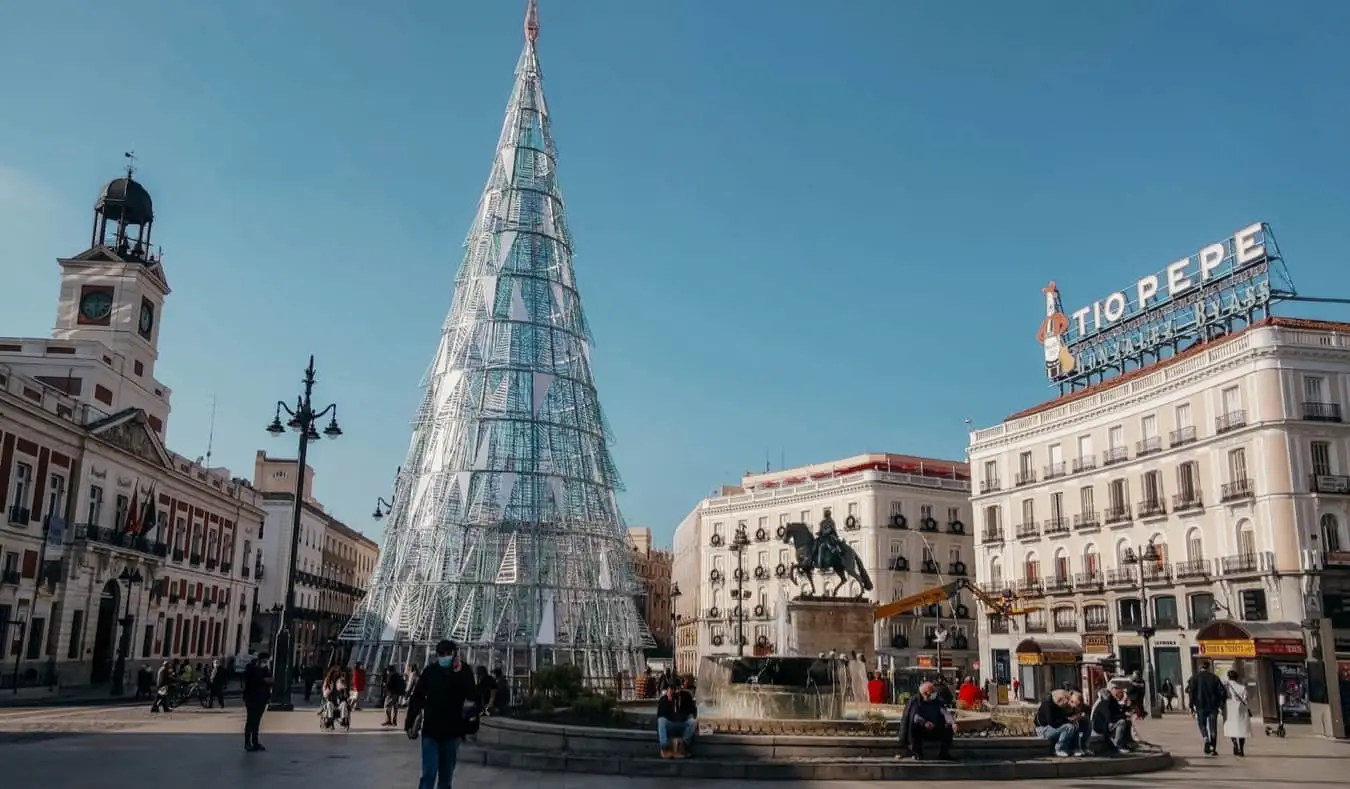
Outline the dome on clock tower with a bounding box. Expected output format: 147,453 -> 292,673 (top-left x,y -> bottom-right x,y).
90,165 -> 157,264
95,176 -> 154,227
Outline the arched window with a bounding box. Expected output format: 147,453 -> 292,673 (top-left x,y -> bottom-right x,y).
1053,548 -> 1070,581
1322,513 -> 1343,553
1023,551 -> 1040,582
1115,538 -> 1133,567
1152,594 -> 1179,628
1185,528 -> 1204,561
1236,519 -> 1256,557
1188,591 -> 1216,627
1083,603 -> 1109,631
989,558 -> 1003,589
1052,605 -> 1077,632
1082,543 -> 1101,577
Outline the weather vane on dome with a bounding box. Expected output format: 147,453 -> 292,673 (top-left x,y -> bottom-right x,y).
123,150 -> 137,178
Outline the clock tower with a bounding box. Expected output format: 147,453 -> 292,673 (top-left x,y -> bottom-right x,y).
51,163 -> 171,425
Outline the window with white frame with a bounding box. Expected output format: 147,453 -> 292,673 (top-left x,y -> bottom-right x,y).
1228,448 -> 1248,482
1221,386 -> 1242,416
46,474 -> 66,520
891,501 -> 904,517
983,460 -> 997,484
1311,441 -> 1332,477
1175,402 -> 1192,428
10,462 -> 32,513
983,505 -> 1000,531
947,506 -> 961,524
1304,376 -> 1326,403
1020,498 -> 1034,524
1108,425 -> 1124,449
1141,414 -> 1157,439
846,502 -> 857,518
920,504 -> 934,520
86,485 -> 104,526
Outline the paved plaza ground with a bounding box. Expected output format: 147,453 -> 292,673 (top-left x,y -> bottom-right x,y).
1,700 -> 1347,788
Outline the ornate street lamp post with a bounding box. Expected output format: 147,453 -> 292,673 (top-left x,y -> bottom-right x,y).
731,525 -> 751,657
264,356 -> 342,711
1123,539 -> 1162,716
110,566 -> 144,696
669,582 -> 681,674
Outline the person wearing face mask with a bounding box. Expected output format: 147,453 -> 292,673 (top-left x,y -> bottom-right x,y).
406,640 -> 478,789
242,652 -> 273,752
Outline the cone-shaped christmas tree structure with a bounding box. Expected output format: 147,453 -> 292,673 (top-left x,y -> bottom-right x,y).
345,0 -> 652,685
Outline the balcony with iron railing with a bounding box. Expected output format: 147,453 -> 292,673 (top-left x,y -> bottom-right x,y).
988,619 -> 1010,634
1136,436 -> 1162,457
1169,425 -> 1197,448
75,524 -> 169,560
1219,551 -> 1272,576
1045,576 -> 1073,594
1073,512 -> 1100,530
1215,410 -> 1247,434
949,561 -> 968,577
980,479 -> 1001,494
1072,456 -> 1097,474
1142,563 -> 1171,584
921,560 -> 940,574
1015,521 -> 1040,540
1074,570 -> 1104,590
1302,401 -> 1343,423
1053,615 -> 1078,633
1104,505 -> 1132,525
1137,498 -> 1166,519
1015,469 -> 1037,487
1173,558 -> 1212,580
1106,567 -> 1137,587
1044,462 -> 1067,481
1024,619 -> 1048,634
981,527 -> 1005,544
1172,491 -> 1204,513
1043,516 -> 1070,536
1102,446 -> 1130,466
1309,474 -> 1350,495
1084,618 -> 1111,633
1015,578 -> 1044,596
1221,478 -> 1255,502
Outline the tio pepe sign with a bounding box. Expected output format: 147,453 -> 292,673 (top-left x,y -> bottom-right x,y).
1037,222 -> 1276,385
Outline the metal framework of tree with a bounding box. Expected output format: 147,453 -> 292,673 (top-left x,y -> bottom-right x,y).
343,0 -> 652,685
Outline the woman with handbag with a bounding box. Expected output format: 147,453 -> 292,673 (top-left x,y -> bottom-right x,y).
1221,669 -> 1252,756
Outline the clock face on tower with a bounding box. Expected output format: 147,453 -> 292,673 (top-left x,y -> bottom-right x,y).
79,291 -> 114,321
138,301 -> 155,337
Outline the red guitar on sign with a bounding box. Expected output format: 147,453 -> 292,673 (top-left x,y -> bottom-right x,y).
1037,282 -> 1076,376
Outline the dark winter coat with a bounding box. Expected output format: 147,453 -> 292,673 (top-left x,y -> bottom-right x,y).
656,690 -> 698,723
406,661 -> 479,740
1187,670 -> 1227,711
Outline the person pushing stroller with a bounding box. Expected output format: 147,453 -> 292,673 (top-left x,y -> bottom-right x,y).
319,666 -> 353,730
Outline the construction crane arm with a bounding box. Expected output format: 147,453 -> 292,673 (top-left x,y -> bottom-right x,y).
872,578 -> 1031,622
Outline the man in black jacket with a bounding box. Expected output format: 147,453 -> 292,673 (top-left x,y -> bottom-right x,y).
655,678 -> 698,758
1088,682 -> 1134,753
897,681 -> 954,760
1034,690 -> 1078,757
406,640 -> 478,789
242,653 -> 272,752
1186,662 -> 1227,755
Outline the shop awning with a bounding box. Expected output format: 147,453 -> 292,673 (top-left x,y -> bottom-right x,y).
1014,638 -> 1084,665
1194,620 -> 1306,659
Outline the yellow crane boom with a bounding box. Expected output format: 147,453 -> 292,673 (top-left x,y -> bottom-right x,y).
872,577 -> 1034,622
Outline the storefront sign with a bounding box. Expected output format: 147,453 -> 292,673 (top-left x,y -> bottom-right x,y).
1255,638 -> 1306,657
1081,633 -> 1113,654
917,655 -> 955,669
1200,639 -> 1258,658
1036,222 -> 1291,389
1021,651 -> 1079,665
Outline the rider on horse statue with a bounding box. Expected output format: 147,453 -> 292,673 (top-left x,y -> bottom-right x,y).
814,510 -> 843,569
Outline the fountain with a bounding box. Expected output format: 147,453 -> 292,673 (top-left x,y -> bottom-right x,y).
694,655 -> 868,721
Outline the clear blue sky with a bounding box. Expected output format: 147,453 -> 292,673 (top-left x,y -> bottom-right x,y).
3,1 -> 1348,548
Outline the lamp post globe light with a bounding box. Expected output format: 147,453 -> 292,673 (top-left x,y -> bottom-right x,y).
731,525 -> 751,657
669,582 -> 681,675
1123,538 -> 1163,716
110,566 -> 144,696
264,355 -> 342,712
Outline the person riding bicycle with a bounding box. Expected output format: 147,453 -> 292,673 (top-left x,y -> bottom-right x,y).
321,666 -> 351,728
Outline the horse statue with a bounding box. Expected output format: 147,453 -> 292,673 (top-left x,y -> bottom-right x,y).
780,520 -> 874,598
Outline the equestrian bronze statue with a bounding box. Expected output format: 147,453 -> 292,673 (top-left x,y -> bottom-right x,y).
780,510 -> 874,598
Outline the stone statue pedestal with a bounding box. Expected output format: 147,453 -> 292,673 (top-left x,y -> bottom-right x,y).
785,599 -> 875,664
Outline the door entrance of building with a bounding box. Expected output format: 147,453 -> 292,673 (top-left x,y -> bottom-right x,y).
89,580 -> 120,684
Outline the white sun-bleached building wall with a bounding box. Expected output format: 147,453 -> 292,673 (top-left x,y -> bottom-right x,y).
969,317 -> 1350,702
671,453 -> 976,674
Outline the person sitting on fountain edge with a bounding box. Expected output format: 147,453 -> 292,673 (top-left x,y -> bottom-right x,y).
897,681 -> 955,761
656,677 -> 698,759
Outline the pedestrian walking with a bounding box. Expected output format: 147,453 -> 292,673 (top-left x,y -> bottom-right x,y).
1186,661 -> 1227,755
382,665 -> 407,727
406,640 -> 478,789
1221,670 -> 1251,756
243,652 -> 273,752
150,661 -> 173,713
206,659 -> 228,708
